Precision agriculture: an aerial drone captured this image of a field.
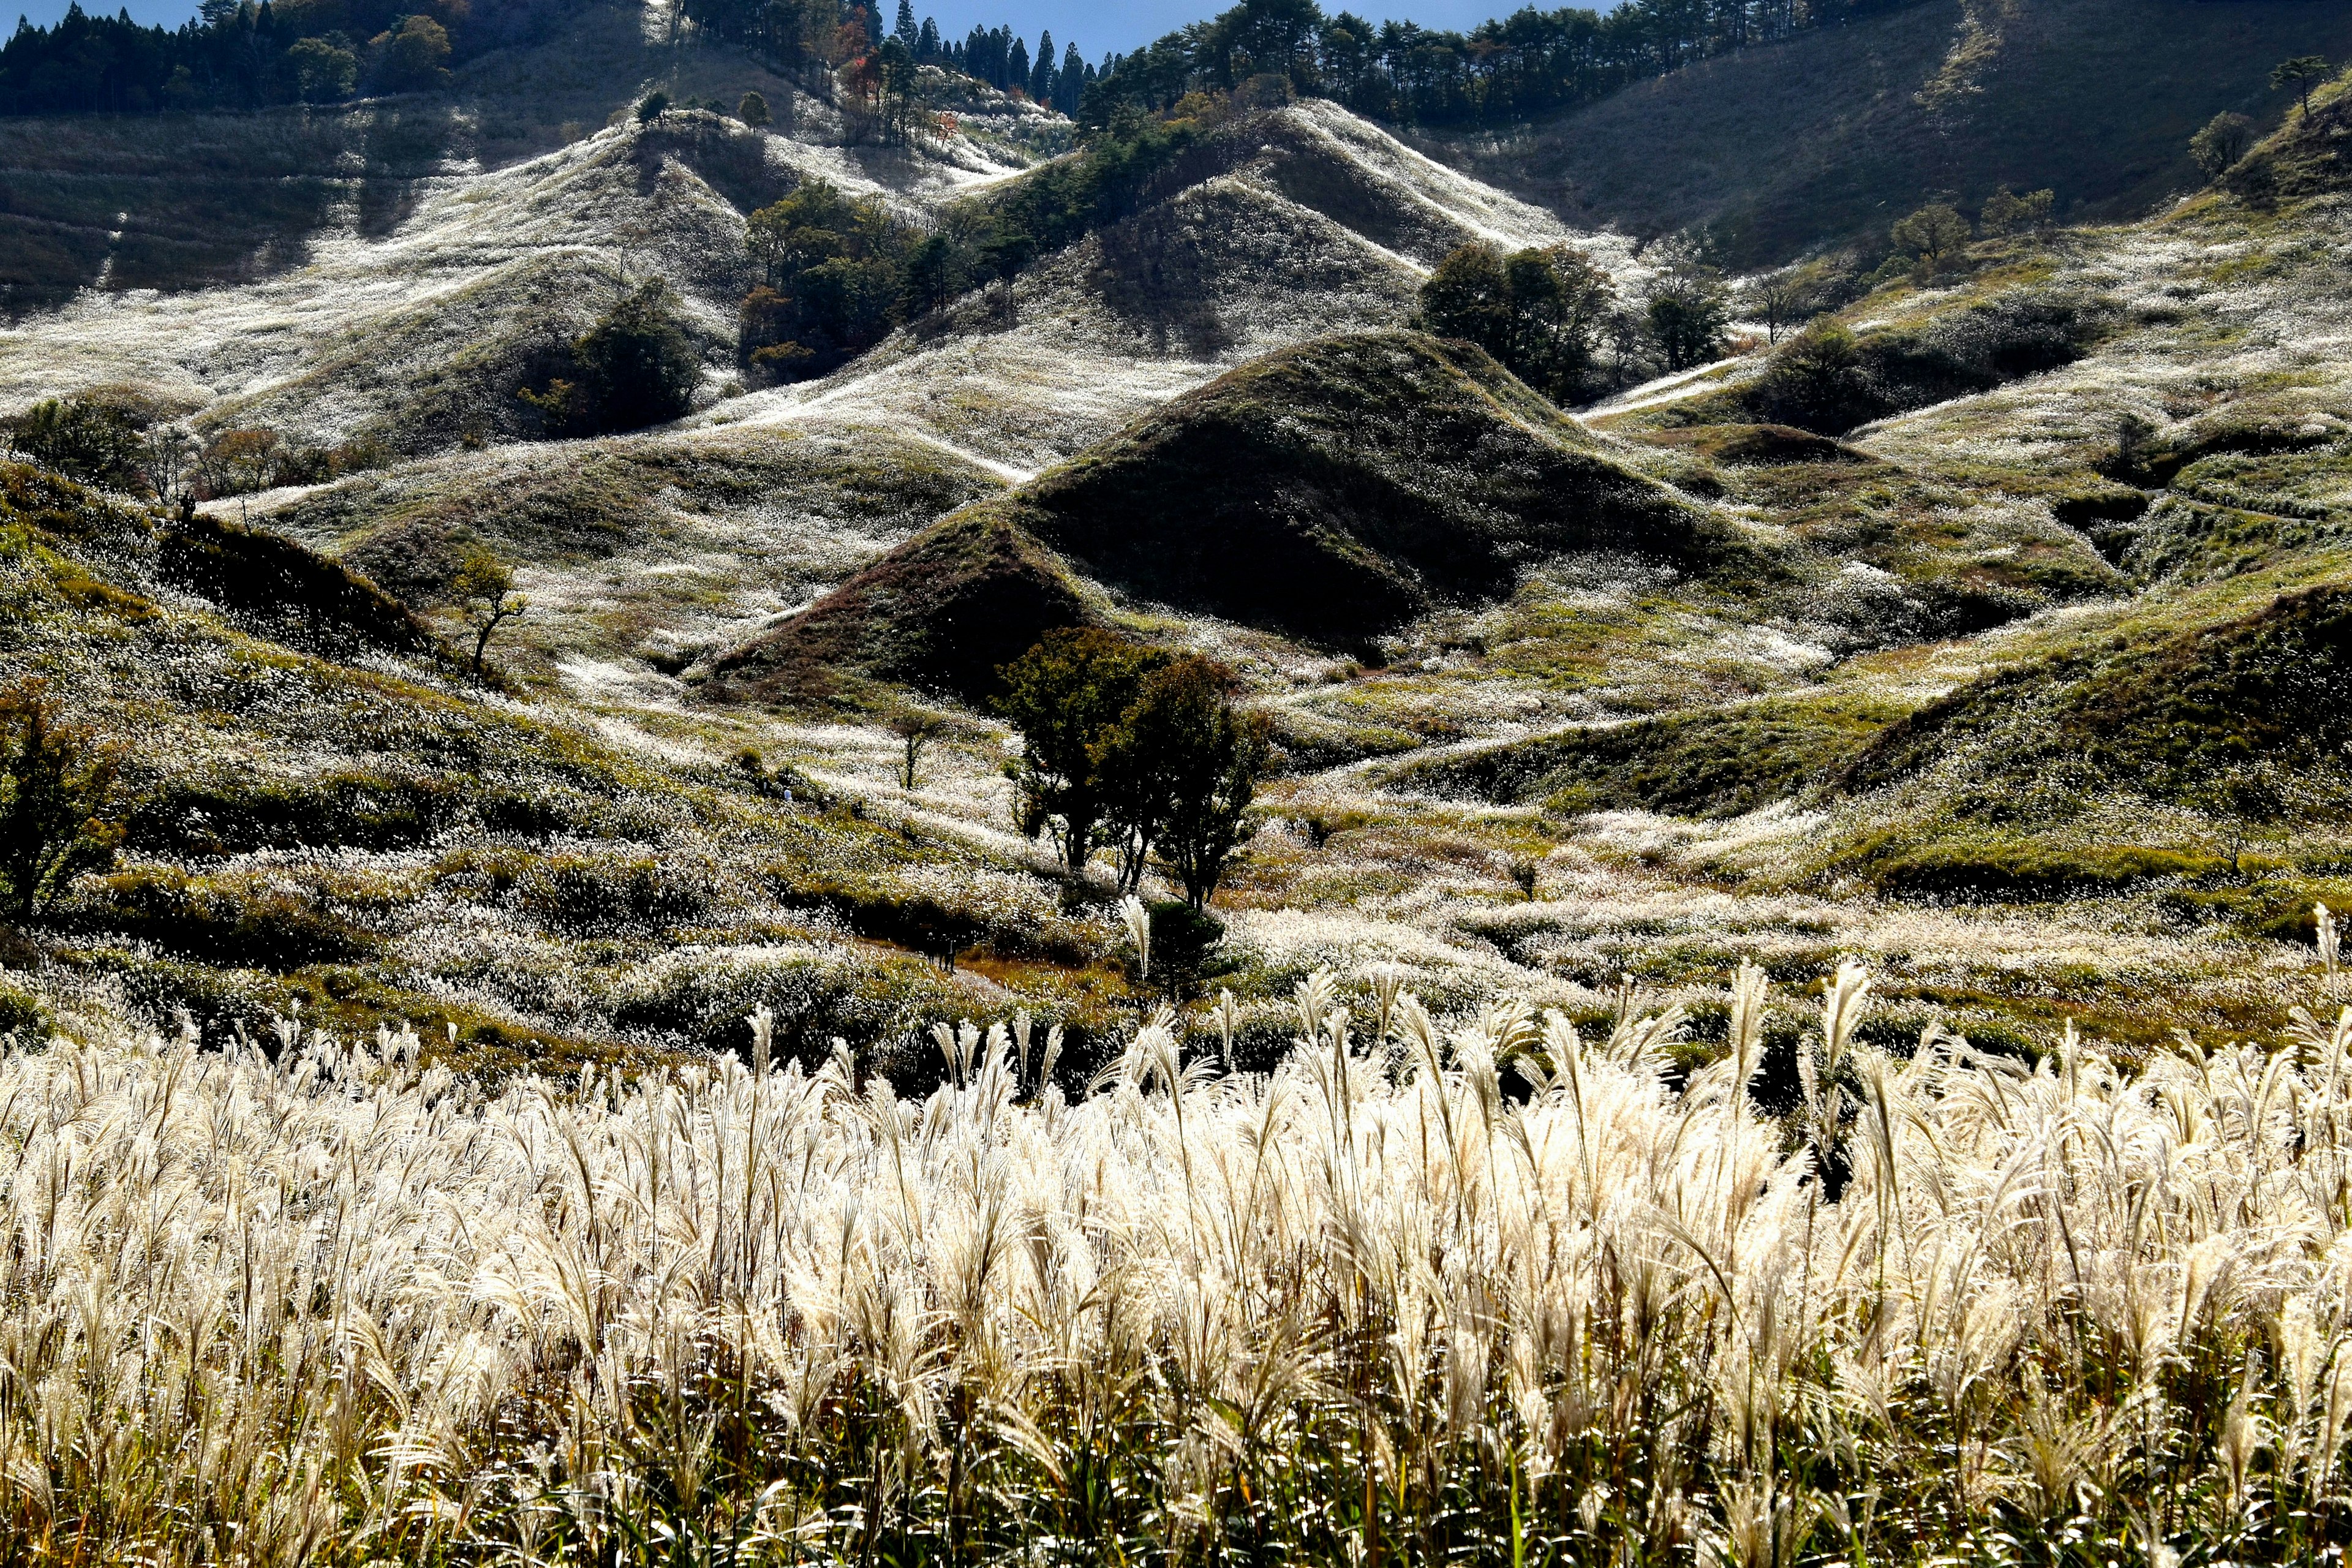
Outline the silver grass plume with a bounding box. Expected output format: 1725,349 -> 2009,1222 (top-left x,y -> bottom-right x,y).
1121,895 -> 1151,981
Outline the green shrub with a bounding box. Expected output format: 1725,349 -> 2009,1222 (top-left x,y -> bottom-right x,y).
519,858 -> 713,936
76,869 -> 374,970
124,772 -> 460,857
0,977 -> 47,1041
1751,293 -> 2106,435
1859,837 -> 2215,899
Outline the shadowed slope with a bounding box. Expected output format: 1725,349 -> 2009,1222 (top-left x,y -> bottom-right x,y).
1016,331 -> 1716,647
1416,0 -> 2352,265
701,508 -> 1094,706
705,330 -> 1721,704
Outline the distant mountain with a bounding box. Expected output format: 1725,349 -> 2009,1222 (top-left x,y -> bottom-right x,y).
1412,0 -> 2352,263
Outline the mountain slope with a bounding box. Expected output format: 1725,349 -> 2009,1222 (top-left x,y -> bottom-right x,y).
704,330 -> 1719,704
1415,0 -> 2352,264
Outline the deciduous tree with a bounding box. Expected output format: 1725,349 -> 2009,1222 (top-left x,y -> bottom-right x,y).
454,551 -> 526,675
2189,111 -> 2254,177
1110,657 -> 1269,910
997,628 -> 1163,879
1890,202 -> 1971,278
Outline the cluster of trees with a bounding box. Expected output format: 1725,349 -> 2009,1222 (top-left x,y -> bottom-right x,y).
672,0 -> 1100,116
1080,0 -> 1924,130
737,178 -> 966,378
737,113 -> 1192,379
0,0 -> 572,114
1,390 -> 386,504
521,279 -> 703,433
1416,233 -> 1730,399
997,630 -> 1269,911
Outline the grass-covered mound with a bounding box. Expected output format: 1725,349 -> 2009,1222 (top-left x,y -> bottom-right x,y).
701,508 -> 1095,706
1384,689 -> 1910,818
1016,331 -> 1717,647
707,332 -> 1719,702
1844,582 -> 2352,804
159,510 -> 448,660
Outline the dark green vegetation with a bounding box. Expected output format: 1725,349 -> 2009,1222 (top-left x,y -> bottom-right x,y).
1672,291 -> 2111,437
1414,241 -> 1618,402
1387,690 -> 1910,818
521,279 -> 701,434
998,628 -> 1271,908
0,682 -> 121,921
157,510 -> 448,660
734,111 -> 1232,380
1087,0 -> 1925,130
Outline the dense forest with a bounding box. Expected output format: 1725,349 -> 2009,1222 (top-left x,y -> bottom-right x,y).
0,0 -> 1102,115
1083,0 -> 1926,127
0,0 -> 1926,129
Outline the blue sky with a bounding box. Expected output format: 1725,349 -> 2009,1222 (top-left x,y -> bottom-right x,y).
10,0 -> 1518,55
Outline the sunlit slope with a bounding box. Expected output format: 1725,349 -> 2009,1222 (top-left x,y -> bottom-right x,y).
171,96 -> 1628,707
0,458 -> 1129,1063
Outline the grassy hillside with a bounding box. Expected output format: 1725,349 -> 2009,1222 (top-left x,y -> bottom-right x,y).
704,331 -> 1720,703
0,457 -> 1153,1075
1415,0 -> 2352,263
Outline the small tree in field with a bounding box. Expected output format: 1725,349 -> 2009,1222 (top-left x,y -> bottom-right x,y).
454,551 -> 527,674
890,710 -> 947,790
739,91 -> 771,127
997,628 -> 1161,879
1107,657 -> 1270,911
1641,233 -> 1729,373
2273,55 -> 2331,119
0,684 -> 119,922
2190,111 -> 2255,177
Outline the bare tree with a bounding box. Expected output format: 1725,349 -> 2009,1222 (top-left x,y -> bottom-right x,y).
889,710 -> 948,790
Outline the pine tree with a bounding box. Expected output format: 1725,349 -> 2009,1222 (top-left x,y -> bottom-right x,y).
1030,29 -> 1054,101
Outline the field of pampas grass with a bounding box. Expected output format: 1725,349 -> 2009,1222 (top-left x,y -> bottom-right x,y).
1,914 -> 2350,1566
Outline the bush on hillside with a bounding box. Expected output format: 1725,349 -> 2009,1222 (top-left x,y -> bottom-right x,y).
0,683 -> 120,923
524,281 -> 701,434
1417,241 -> 1618,402
2190,111 -> 2256,177
1751,292 -> 2106,435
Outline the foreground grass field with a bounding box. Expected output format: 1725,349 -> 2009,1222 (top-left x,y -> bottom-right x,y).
1,937 -> 2347,1564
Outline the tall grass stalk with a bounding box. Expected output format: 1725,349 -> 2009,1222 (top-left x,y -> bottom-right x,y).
2,950 -> 2352,1562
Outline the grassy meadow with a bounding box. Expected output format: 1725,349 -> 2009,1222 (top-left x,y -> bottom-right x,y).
1,944 -> 2350,1563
